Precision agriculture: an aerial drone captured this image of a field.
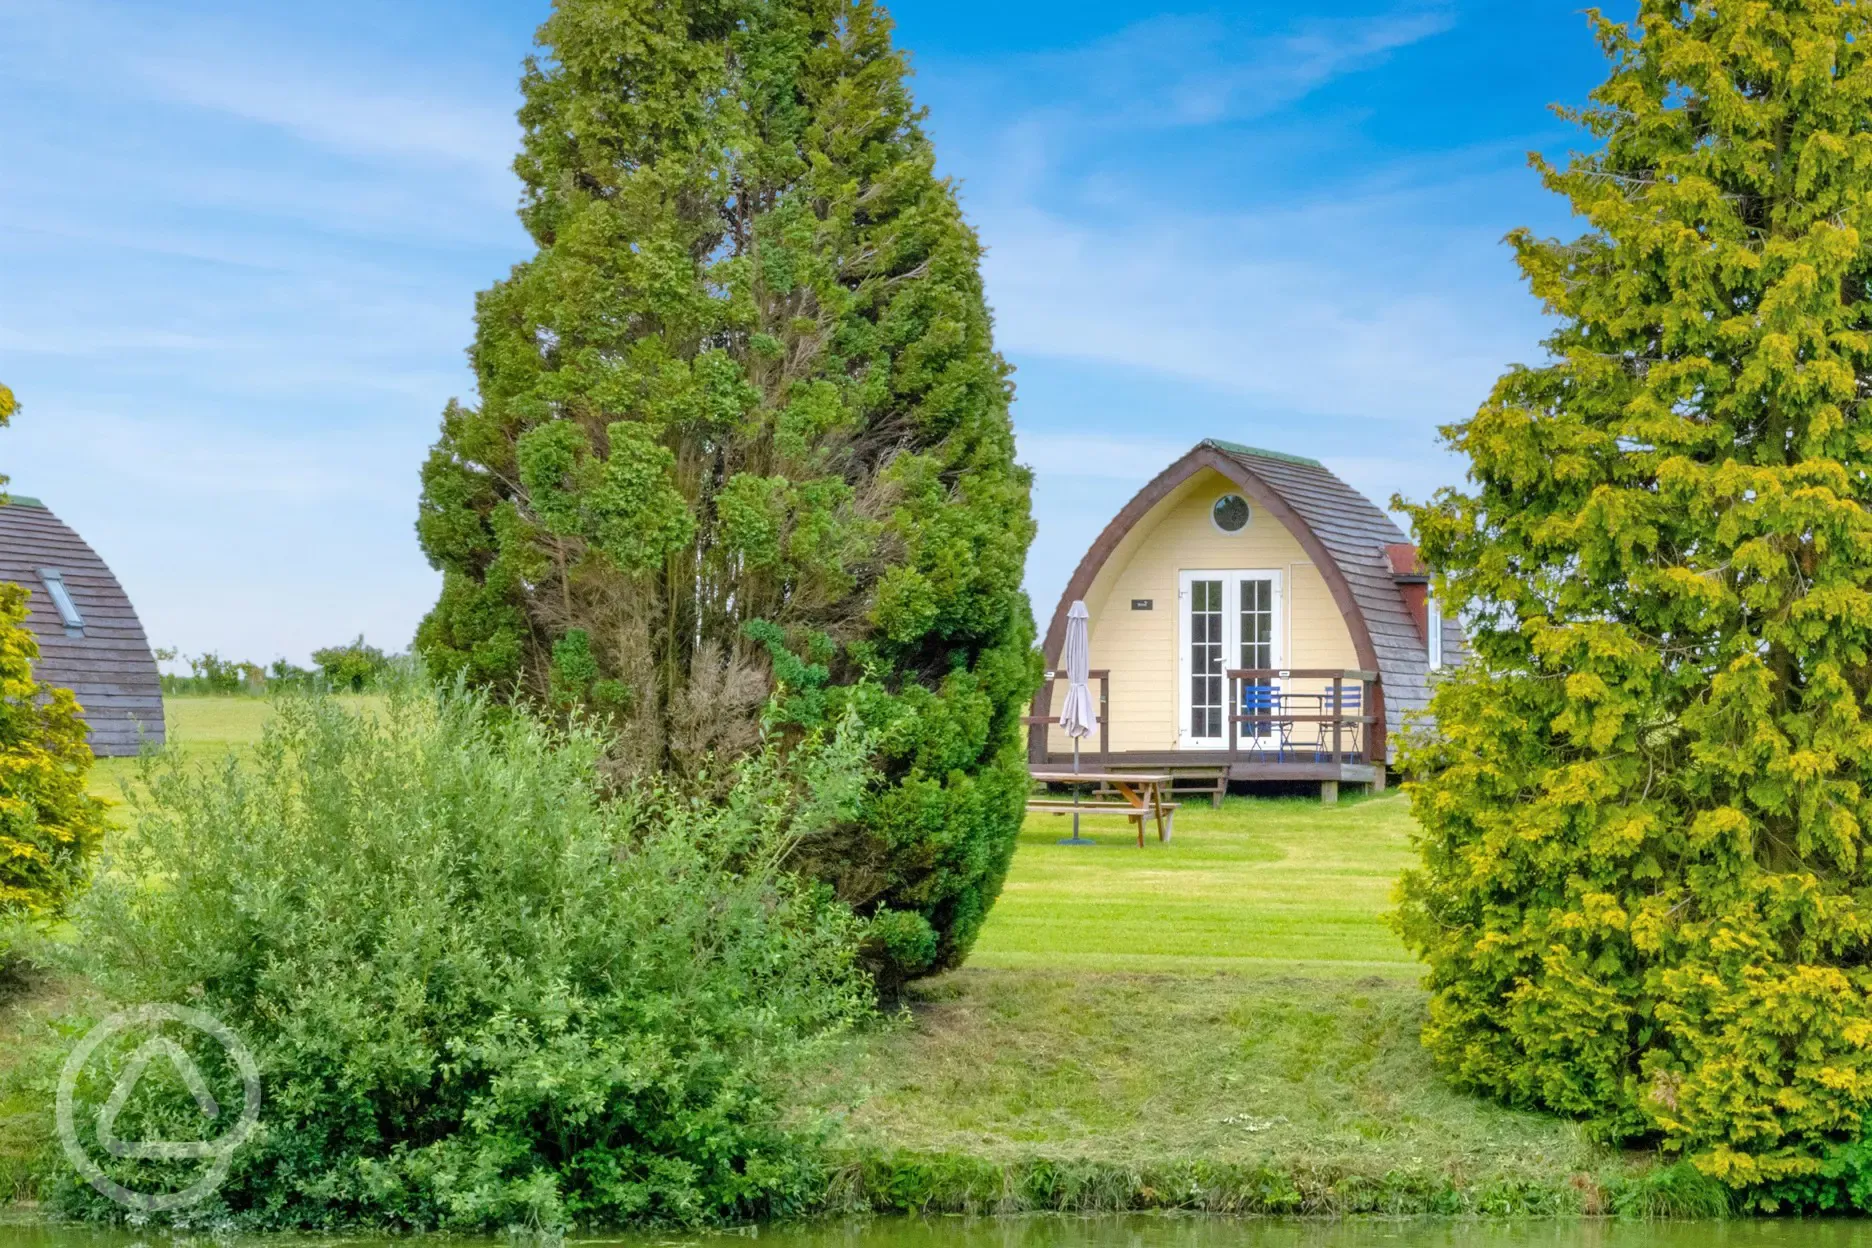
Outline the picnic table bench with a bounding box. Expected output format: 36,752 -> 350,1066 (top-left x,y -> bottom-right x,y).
1026,770 -> 1178,846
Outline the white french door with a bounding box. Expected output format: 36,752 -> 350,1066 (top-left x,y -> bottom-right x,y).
1178,569 -> 1284,749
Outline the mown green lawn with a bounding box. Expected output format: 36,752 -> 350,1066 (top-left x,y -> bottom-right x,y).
87,694 -> 381,805
93,703 -> 1416,979
972,792 -> 1416,974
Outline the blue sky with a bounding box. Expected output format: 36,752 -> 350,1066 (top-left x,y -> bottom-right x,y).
0,0 -> 1612,666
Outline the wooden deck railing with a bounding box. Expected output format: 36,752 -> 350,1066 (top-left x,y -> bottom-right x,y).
1024,667 -> 1379,766
1226,668 -> 1377,763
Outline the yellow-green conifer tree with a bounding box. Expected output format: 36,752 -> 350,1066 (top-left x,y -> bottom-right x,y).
0,384 -> 106,936
1401,0 -> 1872,1189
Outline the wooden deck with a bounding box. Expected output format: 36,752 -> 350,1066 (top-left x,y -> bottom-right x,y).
1032,751 -> 1380,785
1027,668 -> 1387,802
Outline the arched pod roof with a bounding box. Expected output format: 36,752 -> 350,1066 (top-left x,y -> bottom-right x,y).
0,498 -> 164,757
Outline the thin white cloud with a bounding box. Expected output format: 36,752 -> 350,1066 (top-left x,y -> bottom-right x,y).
1016,430 -> 1193,481
924,3 -> 1531,429
1045,6 -> 1458,130
133,58 -> 518,189
934,2 -> 1548,621
0,0 -> 522,206
981,185 -> 1531,427
935,3 -> 1456,143
0,327 -> 230,355
9,411 -> 413,506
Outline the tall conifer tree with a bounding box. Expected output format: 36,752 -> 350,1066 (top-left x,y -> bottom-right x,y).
416,0 -> 1036,987
1399,1 -> 1872,1184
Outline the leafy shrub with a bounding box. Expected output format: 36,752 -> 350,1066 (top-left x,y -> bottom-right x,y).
49,684 -> 870,1230
1396,3 -> 1872,1187
0,580 -> 106,946
309,635 -> 393,692
414,0 -> 1037,990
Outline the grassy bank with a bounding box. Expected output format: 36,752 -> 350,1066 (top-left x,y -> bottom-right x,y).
807,968 -> 1706,1216
806,795 -> 1691,1217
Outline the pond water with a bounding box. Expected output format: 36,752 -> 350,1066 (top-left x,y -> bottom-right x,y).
6,1217 -> 1872,1248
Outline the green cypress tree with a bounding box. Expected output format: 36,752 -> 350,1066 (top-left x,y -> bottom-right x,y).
1397,1 -> 1872,1186
416,0 -> 1036,989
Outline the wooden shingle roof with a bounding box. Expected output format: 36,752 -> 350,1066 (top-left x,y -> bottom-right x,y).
0,499 -> 163,757
1205,440 -> 1463,747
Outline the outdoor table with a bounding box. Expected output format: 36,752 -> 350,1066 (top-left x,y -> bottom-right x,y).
1026,770 -> 1177,846
1272,690 -> 1360,758
1276,691 -> 1324,756
1240,691 -> 1330,758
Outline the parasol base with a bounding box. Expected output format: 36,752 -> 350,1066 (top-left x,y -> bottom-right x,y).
1056,835 -> 1096,846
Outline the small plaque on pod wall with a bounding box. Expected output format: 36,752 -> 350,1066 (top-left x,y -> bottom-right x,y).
1131,599 -> 1153,611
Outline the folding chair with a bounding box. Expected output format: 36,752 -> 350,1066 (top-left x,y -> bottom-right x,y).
1240,680 -> 1293,760
1319,683 -> 1363,761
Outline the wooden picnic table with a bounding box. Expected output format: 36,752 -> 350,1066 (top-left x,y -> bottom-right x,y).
1026,770 -> 1177,846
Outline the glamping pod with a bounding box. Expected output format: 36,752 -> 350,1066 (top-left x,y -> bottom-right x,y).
1028,440 -> 1460,800
0,497 -> 163,756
